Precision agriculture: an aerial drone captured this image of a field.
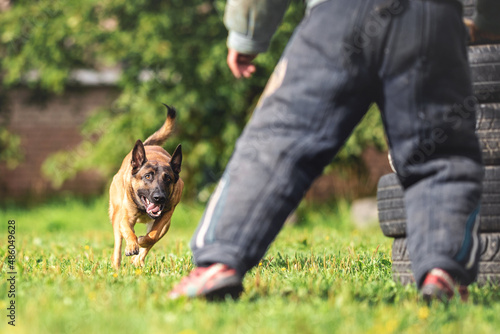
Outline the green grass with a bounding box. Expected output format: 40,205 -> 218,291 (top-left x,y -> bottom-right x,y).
1,197 -> 499,334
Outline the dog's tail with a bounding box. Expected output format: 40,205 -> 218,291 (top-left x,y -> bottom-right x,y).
144,104 -> 177,146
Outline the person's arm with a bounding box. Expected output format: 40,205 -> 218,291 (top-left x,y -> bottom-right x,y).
224,0 -> 290,78
465,0 -> 500,43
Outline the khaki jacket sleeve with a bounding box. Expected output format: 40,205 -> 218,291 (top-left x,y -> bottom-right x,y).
224,0 -> 290,54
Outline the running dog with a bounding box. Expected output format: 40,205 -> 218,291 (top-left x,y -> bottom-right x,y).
109,104 -> 183,268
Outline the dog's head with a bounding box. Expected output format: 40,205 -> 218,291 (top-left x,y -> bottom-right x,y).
130,140 -> 182,219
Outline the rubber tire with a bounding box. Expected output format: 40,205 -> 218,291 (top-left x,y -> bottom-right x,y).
469,45 -> 500,103
476,103 -> 500,165
392,234 -> 500,286
377,173 -> 406,237
377,166 -> 500,237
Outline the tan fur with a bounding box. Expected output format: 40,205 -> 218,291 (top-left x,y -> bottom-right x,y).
109,106 -> 183,268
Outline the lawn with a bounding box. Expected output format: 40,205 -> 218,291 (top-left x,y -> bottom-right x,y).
1,197 -> 499,334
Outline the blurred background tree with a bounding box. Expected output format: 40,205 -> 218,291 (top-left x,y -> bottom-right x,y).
0,0 -> 386,199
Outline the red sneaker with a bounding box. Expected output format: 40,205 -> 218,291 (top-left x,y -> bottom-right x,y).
168,263 -> 243,300
421,268 -> 469,303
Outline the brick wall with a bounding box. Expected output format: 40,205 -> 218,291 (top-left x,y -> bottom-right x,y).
305,147 -> 392,202
0,87 -> 119,201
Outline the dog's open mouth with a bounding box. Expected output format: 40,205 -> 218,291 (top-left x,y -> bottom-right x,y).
141,196 -> 164,218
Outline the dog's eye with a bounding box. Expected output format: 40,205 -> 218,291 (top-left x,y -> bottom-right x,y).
145,173 -> 153,180
164,174 -> 171,183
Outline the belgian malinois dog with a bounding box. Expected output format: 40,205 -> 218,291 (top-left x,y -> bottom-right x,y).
109,104 -> 183,268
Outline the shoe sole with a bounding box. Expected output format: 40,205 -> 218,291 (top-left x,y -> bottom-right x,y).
204,283 -> 244,301
421,284 -> 449,303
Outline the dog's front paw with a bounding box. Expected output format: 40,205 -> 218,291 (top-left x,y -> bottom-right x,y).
138,235 -> 154,247
125,242 -> 140,256
137,235 -> 146,246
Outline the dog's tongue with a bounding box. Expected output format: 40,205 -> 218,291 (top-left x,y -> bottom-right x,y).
147,203 -> 161,213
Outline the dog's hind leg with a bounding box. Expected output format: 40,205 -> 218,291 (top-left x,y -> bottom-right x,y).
133,215 -> 172,266
131,247 -> 151,267
112,228 -> 123,268
131,221 -> 154,267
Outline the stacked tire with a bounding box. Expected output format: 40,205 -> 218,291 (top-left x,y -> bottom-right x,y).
377,4 -> 500,286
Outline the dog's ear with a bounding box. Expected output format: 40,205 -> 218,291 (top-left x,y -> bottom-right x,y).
170,144 -> 182,176
131,140 -> 147,173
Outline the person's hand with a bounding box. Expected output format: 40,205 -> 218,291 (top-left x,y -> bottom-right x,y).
227,48 -> 258,79
464,18 -> 500,44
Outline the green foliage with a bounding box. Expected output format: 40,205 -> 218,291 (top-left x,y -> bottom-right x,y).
0,92 -> 23,167
1,198 -> 499,334
0,126 -> 23,168
0,0 -> 386,197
